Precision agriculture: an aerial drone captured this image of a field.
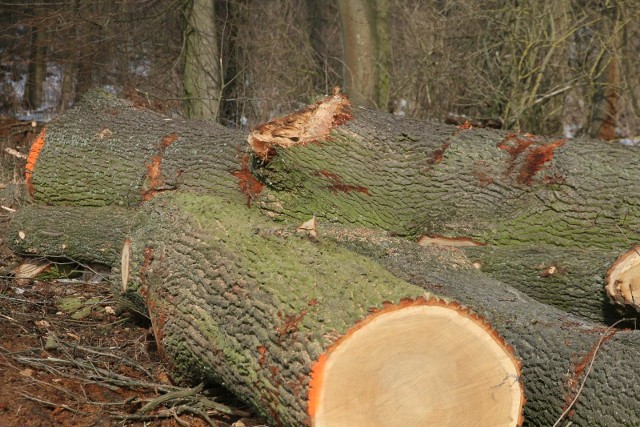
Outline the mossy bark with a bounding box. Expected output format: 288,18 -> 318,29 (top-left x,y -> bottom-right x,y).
28,90 -> 245,207
11,192 -> 446,426
251,107 -> 640,250
10,201 -> 640,426
29,91 -> 640,252
7,204 -> 142,266
461,245 -> 632,324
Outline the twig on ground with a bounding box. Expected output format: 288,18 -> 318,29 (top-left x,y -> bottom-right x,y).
19,392 -> 88,415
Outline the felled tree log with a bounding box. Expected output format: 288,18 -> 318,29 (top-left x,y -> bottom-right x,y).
8,196 -> 524,426
246,94 -> 640,250
25,91 -> 245,207
10,201 -> 640,426
9,205 -> 143,266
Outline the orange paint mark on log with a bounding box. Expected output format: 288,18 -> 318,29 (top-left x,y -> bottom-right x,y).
232,154 -> 264,207
25,127 -> 47,196
141,133 -> 180,201
161,132 -> 178,148
498,133 -> 566,185
457,120 -> 473,130
497,134 -> 534,175
257,346 -> 267,367
142,134 -> 180,200
276,309 -> 308,338
308,352 -> 328,418
142,155 -> 163,201
307,297 -> 524,424
518,138 -> 566,185
313,169 -> 369,195
427,141 -> 451,165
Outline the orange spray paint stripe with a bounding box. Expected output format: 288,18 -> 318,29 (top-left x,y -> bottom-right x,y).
25,127 -> 47,196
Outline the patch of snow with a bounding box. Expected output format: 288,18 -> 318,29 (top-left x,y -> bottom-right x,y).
619,137 -> 640,146
102,85 -> 118,95
393,98 -> 407,116
562,122 -> 580,139
129,56 -> 151,77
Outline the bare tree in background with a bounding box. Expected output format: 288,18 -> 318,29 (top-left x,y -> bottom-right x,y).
24,2 -> 47,111
183,0 -> 222,121
337,0 -> 389,109
2,0 -> 640,141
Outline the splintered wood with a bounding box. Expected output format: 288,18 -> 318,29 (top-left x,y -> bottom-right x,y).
606,245 -> 640,310
248,88 -> 352,160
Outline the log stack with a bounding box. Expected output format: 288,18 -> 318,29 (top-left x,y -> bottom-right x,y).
7,90 -> 640,426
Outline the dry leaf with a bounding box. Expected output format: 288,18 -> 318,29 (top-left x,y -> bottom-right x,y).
19,368 -> 34,377
35,320 -> 51,328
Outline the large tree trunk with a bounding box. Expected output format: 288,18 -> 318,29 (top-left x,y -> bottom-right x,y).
11,91 -> 640,425
337,0 -> 389,109
183,0 -> 222,121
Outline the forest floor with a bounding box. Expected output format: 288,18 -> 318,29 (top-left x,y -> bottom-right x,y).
0,118 -> 266,426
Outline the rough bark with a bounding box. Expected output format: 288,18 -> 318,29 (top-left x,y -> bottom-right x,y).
460,244 -> 631,324
26,90 -> 244,207
28,90 -> 640,253
248,97 -> 640,249
8,204 -> 141,266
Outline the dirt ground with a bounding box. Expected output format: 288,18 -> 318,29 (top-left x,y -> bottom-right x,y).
0,118 -> 267,426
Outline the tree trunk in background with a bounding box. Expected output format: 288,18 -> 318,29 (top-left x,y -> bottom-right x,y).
337,0 -> 389,109
59,0 -> 80,114
183,0 -> 221,121
590,7 -> 623,141
25,6 -> 47,111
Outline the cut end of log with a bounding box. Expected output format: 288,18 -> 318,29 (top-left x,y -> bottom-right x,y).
606,246 -> 640,310
308,298 -> 524,427
248,89 -> 352,161
418,234 -> 485,247
121,238 -> 131,294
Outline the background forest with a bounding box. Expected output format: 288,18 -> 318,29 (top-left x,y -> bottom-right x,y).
1,0 -> 639,143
